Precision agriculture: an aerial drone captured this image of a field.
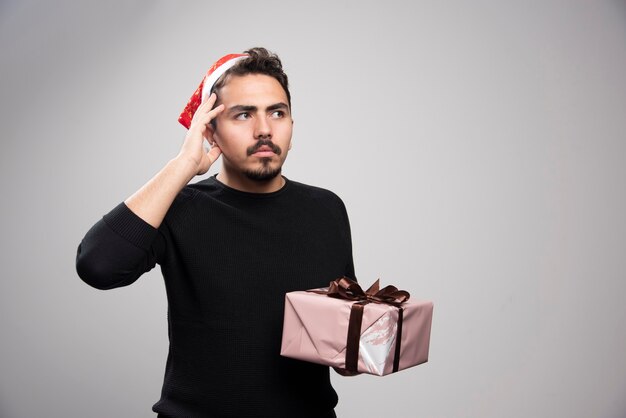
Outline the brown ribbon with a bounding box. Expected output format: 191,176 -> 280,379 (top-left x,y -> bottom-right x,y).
309,277 -> 410,373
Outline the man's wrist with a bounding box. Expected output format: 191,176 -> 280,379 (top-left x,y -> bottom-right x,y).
169,156 -> 199,184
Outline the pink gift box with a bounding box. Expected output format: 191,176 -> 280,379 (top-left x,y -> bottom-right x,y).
280,279 -> 433,376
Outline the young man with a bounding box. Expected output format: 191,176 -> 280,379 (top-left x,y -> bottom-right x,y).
76,48 -> 355,418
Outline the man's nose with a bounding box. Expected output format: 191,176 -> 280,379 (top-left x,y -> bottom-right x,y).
254,116 -> 271,139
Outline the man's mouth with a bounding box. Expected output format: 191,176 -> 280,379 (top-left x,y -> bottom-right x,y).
256,146 -> 274,153
248,141 -> 282,157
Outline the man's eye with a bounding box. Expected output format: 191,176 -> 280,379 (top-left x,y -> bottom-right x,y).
271,110 -> 285,118
235,112 -> 250,120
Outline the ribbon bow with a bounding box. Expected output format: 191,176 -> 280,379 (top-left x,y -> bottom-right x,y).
311,277 -> 410,374
326,277 -> 410,307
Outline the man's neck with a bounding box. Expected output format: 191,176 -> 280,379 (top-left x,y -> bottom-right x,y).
216,169 -> 285,193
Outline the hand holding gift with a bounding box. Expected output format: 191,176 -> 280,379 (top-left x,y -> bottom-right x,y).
280,277 -> 433,376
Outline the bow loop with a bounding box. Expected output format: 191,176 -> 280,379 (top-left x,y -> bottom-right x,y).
327,277 -> 367,301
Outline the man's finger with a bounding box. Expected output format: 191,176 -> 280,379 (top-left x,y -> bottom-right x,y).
207,145 -> 222,165
190,99 -> 223,130
201,92 -> 217,110
207,104 -> 225,119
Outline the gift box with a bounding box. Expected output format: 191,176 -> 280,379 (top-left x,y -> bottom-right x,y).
280,277 -> 433,376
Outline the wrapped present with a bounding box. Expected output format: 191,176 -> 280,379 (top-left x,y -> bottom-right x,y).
280,277 -> 433,376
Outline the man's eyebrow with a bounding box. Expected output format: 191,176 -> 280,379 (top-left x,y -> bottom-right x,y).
267,102 -> 290,112
226,103 -> 290,115
227,105 -> 257,115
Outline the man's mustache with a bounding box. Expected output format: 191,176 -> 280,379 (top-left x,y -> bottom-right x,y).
247,140 -> 282,156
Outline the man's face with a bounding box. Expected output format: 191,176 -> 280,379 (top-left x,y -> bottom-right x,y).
210,73 -> 293,182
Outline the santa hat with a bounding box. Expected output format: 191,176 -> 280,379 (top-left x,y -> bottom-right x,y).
178,53 -> 248,129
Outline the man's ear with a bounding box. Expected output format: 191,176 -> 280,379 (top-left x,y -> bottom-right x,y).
205,124 -> 217,145
288,118 -> 294,150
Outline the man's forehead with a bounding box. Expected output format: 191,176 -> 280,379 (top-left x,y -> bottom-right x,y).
217,74 -> 288,104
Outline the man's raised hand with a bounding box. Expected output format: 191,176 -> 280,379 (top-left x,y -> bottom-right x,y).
177,92 -> 225,176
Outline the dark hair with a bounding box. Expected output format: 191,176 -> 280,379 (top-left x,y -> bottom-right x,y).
210,47 -> 291,125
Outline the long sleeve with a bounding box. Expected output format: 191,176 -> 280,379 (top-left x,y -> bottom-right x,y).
337,196 -> 356,281
76,202 -> 167,290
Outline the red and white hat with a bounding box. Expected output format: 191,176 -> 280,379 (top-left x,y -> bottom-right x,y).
178,53 -> 248,129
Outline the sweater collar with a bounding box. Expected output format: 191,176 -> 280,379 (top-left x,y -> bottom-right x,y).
208,174 -> 290,198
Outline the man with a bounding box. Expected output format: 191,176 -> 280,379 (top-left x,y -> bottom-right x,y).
76,47 -> 355,418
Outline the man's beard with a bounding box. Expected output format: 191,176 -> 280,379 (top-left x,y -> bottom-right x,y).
243,140 -> 283,182
243,158 -> 282,182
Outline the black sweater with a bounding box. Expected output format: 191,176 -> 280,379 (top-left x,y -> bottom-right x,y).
76,175 -> 355,418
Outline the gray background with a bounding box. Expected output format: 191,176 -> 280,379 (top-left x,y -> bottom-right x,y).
1,1 -> 625,417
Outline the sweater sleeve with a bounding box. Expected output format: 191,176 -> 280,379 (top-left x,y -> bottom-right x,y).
336,195 -> 356,281
75,202 -> 167,290
343,219 -> 356,281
